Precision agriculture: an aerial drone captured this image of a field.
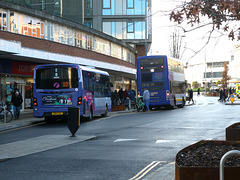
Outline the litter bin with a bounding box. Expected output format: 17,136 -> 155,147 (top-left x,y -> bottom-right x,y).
68,107 -> 80,137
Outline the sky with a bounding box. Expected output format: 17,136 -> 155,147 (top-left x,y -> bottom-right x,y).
150,0 -> 239,65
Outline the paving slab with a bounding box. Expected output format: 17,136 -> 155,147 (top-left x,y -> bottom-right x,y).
0,135 -> 96,161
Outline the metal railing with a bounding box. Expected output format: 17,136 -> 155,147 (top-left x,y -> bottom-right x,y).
219,150 -> 240,180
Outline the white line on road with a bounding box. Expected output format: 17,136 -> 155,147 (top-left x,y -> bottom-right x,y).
114,138 -> 137,143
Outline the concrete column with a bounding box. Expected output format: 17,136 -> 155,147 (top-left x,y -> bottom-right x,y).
92,0 -> 102,31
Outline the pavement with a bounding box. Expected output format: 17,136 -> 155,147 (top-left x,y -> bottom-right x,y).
225,98 -> 240,105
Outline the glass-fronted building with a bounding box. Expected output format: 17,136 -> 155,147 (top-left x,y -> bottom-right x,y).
2,0 -> 84,24
1,0 -> 152,55
88,0 -> 152,54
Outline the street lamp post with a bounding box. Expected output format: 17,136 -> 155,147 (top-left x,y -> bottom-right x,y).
145,0 -> 148,56
205,51 -> 207,95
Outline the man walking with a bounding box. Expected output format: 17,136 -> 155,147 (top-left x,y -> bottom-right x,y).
143,88 -> 150,112
11,91 -> 23,120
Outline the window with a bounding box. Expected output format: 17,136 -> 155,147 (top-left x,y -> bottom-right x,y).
0,10 -> 7,31
141,74 -> 152,82
10,12 -> 19,33
171,82 -> 185,94
83,71 -> 94,92
93,74 -> 111,97
36,68 -> 78,89
103,0 -> 111,9
87,36 -> 91,50
127,22 -> 134,33
127,0 -> 134,9
103,22 -> 111,36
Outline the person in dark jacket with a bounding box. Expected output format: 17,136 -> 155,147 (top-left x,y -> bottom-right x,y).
118,88 -> 124,105
188,89 -> 194,104
11,91 -> 23,119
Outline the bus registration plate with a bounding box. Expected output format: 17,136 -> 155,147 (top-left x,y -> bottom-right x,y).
52,112 -> 63,116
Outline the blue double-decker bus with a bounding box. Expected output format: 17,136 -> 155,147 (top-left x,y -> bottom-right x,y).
33,64 -> 111,121
137,55 -> 186,109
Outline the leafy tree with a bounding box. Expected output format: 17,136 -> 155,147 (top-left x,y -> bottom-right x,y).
221,62 -> 231,88
170,0 -> 240,41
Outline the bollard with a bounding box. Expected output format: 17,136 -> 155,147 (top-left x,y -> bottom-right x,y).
68,107 -> 80,137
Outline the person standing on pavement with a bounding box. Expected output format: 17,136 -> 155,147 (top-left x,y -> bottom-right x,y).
189,89 -> 194,104
118,88 -> 124,105
219,88 -> 223,102
11,91 -> 23,120
227,87 -> 232,102
143,88 -> 150,112
197,88 -> 200,96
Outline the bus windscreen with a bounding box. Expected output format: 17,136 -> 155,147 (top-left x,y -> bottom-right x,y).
140,58 -> 165,83
36,67 -> 78,89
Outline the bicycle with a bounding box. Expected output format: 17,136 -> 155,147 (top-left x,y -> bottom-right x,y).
0,103 -> 13,123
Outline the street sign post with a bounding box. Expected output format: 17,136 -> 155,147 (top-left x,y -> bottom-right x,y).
68,107 -> 80,137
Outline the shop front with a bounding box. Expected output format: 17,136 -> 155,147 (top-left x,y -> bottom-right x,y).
0,59 -> 37,111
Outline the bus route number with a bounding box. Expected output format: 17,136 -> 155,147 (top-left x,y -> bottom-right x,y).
63,82 -> 69,88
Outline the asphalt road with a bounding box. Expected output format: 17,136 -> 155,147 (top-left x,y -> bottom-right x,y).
0,95 -> 239,180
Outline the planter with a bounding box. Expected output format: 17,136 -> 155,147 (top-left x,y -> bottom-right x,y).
226,122 -> 240,141
175,140 -> 240,180
111,105 -> 125,111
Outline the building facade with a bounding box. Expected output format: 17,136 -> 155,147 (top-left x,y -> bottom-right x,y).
185,60 -> 231,89
89,0 -> 152,57
0,1 -> 140,110
1,0 -> 152,57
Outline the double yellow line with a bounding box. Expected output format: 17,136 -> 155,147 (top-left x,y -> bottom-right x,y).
129,161 -> 161,180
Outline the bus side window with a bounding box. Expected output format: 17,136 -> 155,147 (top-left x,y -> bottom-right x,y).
83,71 -> 94,92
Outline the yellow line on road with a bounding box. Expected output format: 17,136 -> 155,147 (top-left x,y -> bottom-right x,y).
129,161 -> 161,180
0,122 -> 46,134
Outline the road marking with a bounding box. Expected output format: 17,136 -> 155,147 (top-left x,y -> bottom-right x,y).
114,138 -> 137,143
129,161 -> 161,180
156,140 -> 175,144
0,122 -> 46,134
0,135 -> 96,160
